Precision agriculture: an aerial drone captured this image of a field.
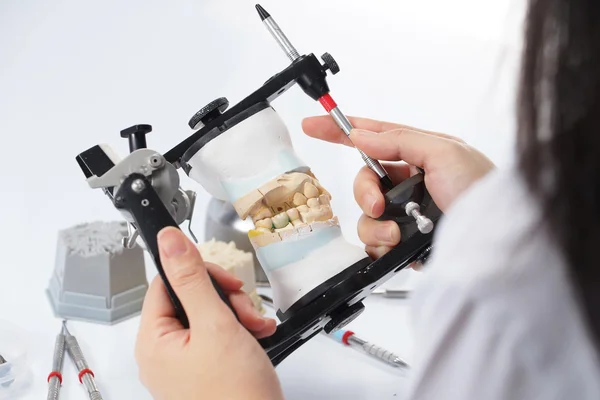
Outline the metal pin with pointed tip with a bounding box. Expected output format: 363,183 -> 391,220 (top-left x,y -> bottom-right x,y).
256,4 -> 300,62
254,4 -> 395,191
340,330 -> 409,369
258,294 -> 408,369
62,321 -> 103,400
47,325 -> 66,400
371,288 -> 411,298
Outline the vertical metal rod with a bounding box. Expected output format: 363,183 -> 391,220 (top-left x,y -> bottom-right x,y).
63,321 -> 103,400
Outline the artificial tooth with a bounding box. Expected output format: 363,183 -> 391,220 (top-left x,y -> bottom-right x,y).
255,218 -> 273,229
252,206 -> 273,222
275,223 -> 294,232
307,197 -> 320,208
303,182 -> 319,198
250,232 -> 281,248
293,192 -> 308,206
319,194 -> 331,205
257,227 -> 272,233
292,219 -> 306,227
272,212 -> 289,229
296,205 -> 309,214
300,209 -> 316,224
315,207 -> 334,221
286,208 -> 300,221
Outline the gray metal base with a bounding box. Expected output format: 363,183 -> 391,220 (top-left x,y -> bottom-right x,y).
45,282 -> 147,325
46,221 -> 148,325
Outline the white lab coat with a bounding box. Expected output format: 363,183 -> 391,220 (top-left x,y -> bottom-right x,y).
405,166 -> 600,399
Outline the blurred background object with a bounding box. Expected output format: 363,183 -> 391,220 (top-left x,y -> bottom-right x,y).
204,198 -> 269,285
197,237 -> 264,314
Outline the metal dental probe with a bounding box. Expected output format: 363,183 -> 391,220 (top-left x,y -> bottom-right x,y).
62,321 -> 103,400
258,294 -> 409,369
371,288 -> 411,298
331,329 -> 409,369
255,4 -> 394,191
47,326 -> 66,400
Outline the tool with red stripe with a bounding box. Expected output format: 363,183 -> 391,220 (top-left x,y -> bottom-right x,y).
330,329 -> 409,369
256,4 -> 395,191
63,321 -> 103,400
46,324 -> 66,400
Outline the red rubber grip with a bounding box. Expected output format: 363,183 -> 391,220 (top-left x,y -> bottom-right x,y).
319,94 -> 337,112
78,368 -> 94,383
47,371 -> 63,384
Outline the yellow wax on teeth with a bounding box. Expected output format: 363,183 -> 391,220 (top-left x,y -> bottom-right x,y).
248,229 -> 264,238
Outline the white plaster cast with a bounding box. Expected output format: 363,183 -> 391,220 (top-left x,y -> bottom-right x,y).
185,107 -> 369,313
186,107 -> 307,203
264,234 -> 368,313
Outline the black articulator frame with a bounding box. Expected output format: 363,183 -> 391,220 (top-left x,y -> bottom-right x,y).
75,8 -> 443,367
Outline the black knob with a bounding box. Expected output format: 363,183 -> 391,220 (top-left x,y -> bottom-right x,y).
120,124 -> 152,153
188,97 -> 229,129
321,53 -> 340,75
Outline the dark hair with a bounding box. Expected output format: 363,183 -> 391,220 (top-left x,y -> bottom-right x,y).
518,0 -> 600,346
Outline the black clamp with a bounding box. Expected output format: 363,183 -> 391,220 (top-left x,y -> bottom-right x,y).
321,53 -> 339,75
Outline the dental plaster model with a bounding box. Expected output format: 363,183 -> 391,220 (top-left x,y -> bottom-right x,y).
197,239 -> 264,314
46,221 -> 148,324
181,105 -> 370,314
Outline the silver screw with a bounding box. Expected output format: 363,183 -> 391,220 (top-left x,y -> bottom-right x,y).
141,199 -> 149,207
131,179 -> 145,193
405,202 -> 434,234
149,153 -> 164,168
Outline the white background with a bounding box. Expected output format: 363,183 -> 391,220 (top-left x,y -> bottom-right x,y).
0,0 -> 524,398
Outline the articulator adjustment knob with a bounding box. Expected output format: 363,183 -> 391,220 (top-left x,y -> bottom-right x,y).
188,97 -> 229,129
120,124 -> 152,153
321,52 -> 340,75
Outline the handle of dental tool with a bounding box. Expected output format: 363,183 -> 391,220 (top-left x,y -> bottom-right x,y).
113,173 -> 238,329
331,330 -> 408,369
318,94 -> 394,190
64,332 -> 102,399
47,333 -> 66,400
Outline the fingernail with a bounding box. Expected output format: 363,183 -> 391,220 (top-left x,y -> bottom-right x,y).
375,224 -> 394,242
253,309 -> 267,325
158,229 -> 188,258
365,193 -> 378,215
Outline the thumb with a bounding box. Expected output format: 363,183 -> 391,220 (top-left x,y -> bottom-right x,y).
157,227 -> 230,327
349,128 -> 455,168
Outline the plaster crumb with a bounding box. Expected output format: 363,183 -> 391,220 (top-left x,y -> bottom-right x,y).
59,221 -> 128,257
197,239 -> 253,270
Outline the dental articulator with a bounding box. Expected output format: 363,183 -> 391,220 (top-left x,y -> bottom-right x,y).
75,4 -> 442,367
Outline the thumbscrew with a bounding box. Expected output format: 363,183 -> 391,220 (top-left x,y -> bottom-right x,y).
405,202 -> 434,234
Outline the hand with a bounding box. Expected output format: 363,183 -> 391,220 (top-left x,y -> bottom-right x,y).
302,116 -> 494,259
135,227 -> 284,400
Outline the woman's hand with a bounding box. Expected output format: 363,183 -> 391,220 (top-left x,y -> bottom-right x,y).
302,116 -> 494,259
135,227 -> 284,400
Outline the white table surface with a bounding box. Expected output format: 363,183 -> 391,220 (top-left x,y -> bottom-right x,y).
0,247 -> 419,400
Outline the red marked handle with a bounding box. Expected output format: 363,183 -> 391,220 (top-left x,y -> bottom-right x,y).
78,368 -> 95,383
47,371 -> 63,384
319,93 -> 337,112
341,330 -> 354,345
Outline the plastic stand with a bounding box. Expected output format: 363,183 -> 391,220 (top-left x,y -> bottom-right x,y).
46,221 -> 148,324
